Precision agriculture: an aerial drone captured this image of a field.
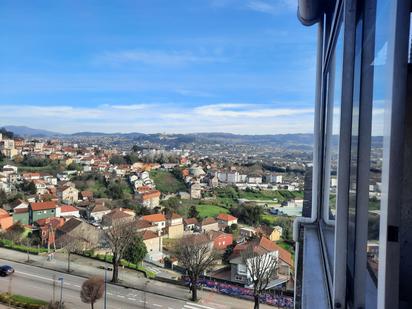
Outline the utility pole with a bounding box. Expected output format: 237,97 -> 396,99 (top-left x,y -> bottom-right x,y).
58,276 -> 64,309
104,253 -> 108,309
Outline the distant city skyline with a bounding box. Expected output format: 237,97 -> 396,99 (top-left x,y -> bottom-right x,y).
0,0 -> 316,134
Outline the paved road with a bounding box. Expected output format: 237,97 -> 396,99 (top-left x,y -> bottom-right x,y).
0,259 -> 266,309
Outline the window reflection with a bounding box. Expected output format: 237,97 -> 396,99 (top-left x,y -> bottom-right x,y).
366,0 -> 391,286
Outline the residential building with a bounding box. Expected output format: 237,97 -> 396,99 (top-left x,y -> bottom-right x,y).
183,217 -> 198,231
239,227 -> 256,239
89,202 -> 111,222
165,212 -> 184,239
216,213 -> 238,230
190,182 -> 202,199
137,190 -> 161,209
12,202 -> 30,225
208,230 -> 233,251
256,225 -> 283,242
57,205 -> 80,218
229,237 -> 279,287
200,217 -> 219,232
138,230 -> 162,259
58,185 -> 79,204
80,191 -> 93,201
101,208 -> 134,227
56,218 -> 100,248
141,214 -> 166,231
29,201 -> 57,224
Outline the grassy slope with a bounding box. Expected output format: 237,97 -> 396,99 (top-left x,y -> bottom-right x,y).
150,170 -> 186,193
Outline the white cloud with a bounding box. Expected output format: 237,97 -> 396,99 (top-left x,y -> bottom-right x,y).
96,50 -> 225,67
110,104 -> 148,111
0,103 -> 314,134
194,103 -> 313,118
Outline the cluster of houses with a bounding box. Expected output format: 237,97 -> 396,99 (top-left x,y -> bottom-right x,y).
0,135 -> 295,291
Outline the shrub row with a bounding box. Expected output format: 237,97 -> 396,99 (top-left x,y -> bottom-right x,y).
0,293 -> 47,309
0,239 -> 48,255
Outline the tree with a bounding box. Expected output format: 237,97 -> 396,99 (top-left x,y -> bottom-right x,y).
241,242 -> 278,309
58,230 -> 92,273
67,162 -> 82,171
124,235 -> 147,265
0,189 -> 7,207
4,222 -> 25,244
175,235 -> 218,301
104,219 -> 138,283
80,276 -> 104,309
19,180 -> 37,195
188,205 -> 200,220
109,155 -> 126,165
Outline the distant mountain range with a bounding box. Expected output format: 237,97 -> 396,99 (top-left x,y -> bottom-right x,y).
3,126 -> 61,137
1,125 -> 383,149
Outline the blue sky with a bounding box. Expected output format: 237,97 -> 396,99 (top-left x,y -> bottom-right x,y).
0,0 -> 317,134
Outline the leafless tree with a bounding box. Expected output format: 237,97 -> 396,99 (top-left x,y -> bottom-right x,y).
80,276 -> 105,309
175,234 -> 218,301
104,218 -> 138,283
58,229 -> 92,273
241,244 -> 278,309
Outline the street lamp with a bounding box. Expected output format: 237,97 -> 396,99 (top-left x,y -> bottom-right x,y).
58,277 -> 64,309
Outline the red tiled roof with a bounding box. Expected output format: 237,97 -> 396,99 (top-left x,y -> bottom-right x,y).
30,201 -> 56,211
273,242 -> 293,266
184,218 -> 198,225
142,214 -> 166,222
0,209 -> 10,218
60,205 -> 78,213
166,212 -> 182,220
216,213 -> 237,222
135,219 -> 152,230
201,217 -> 217,226
139,230 -> 159,240
141,190 -> 161,200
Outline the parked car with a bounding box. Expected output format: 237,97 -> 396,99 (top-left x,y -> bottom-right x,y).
0,265 -> 15,276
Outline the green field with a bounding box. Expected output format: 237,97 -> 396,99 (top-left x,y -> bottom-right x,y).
196,204 -> 229,218
150,170 -> 186,193
239,190 -> 303,203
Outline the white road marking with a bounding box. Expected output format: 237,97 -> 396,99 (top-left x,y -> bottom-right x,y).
153,304 -> 162,307
15,271 -> 81,289
15,271 -> 54,282
128,297 -> 136,301
139,300 -> 145,303
185,303 -> 216,309
117,295 -> 125,298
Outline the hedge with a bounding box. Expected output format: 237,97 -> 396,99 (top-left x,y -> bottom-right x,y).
0,239 -> 48,255
0,293 -> 47,309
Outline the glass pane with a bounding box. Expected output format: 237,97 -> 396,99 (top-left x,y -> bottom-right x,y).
347,13 -> 363,305
321,23 -> 344,282
366,0 -> 392,292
